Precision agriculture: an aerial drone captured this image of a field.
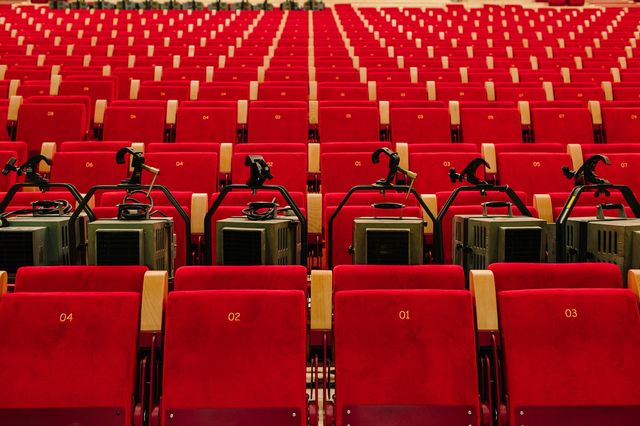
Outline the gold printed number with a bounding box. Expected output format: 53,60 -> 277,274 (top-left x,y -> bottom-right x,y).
227,312 -> 240,322
564,308 -> 578,318
59,313 -> 73,323
399,310 -> 410,320
532,161 -> 541,168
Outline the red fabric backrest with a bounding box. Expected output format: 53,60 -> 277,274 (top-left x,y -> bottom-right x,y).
495,86 -> 547,102
409,152 -> 482,194
489,263 -> 623,292
50,152 -> 129,193
0,292 -> 140,421
104,106 -> 166,143
436,85 -> 487,101
530,107 -> 595,145
320,152 -> 389,193
59,141 -> 133,152
601,107 -> 640,144
16,103 -> 87,153
496,153 -> 574,204
316,84 -> 369,100
198,83 -> 250,101
258,85 -> 308,102
15,265 -> 147,293
0,142 -> 27,165
247,106 -> 308,143
334,289 -> 480,425
231,151 -> 307,193
174,265 -> 307,291
460,108 -> 523,145
333,265 -> 465,291
318,106 -> 380,142
0,151 -> 17,191
147,142 -> 220,154
142,152 -> 218,194
389,107 -> 452,144
175,107 -> 237,143
162,290 -> 307,422
580,143 -> 640,156
498,288 -> 640,422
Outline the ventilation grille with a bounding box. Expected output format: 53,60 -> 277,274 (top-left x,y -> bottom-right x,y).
366,230 -> 409,265
596,229 -> 620,255
223,228 -> 263,265
503,227 -> 542,262
0,231 -> 37,273
472,224 -> 487,249
96,230 -> 141,265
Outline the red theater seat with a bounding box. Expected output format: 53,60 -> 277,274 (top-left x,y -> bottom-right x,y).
161,289 -> 307,425
496,153 -> 574,203
142,152 -> 218,194
16,103 -> 88,155
50,150 -> 128,193
14,265 -> 147,293
103,105 -> 166,143
0,292 -> 141,425
334,284 -> 481,425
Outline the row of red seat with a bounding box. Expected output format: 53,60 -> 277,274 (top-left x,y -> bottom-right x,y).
1,263 -> 639,426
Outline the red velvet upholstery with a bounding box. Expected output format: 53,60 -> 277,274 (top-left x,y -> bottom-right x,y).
530,107 -> 595,145
333,264 -> 465,291
103,106 -> 166,143
0,150 -> 17,191
174,265 -> 307,291
0,292 -> 140,424
320,152 -> 389,193
257,85 -> 308,102
198,83 -> 250,101
162,290 -> 307,426
409,152 -> 482,194
50,151 -> 129,193
498,288 -> 640,425
460,108 -> 523,145
15,265 -> 147,293
489,262 -> 623,292
59,80 -> 116,113
554,86 -> 606,103
436,84 -> 487,101
407,143 -> 478,154
142,152 -> 218,194
389,107 -> 452,144
16,103 -> 87,154
318,105 -> 380,142
175,107 -> 237,143
496,153 -> 574,204
247,105 -> 308,143
59,141 -> 134,152
316,83 -> 369,100
147,143 -> 220,154
601,107 -> 640,144
0,142 -> 26,165
334,289 -> 480,426
495,86 -> 547,102
231,151 -> 307,193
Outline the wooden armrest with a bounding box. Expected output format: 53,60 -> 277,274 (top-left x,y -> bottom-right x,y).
311,270 -> 332,331
469,270 -> 499,333
141,270 -> 168,333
